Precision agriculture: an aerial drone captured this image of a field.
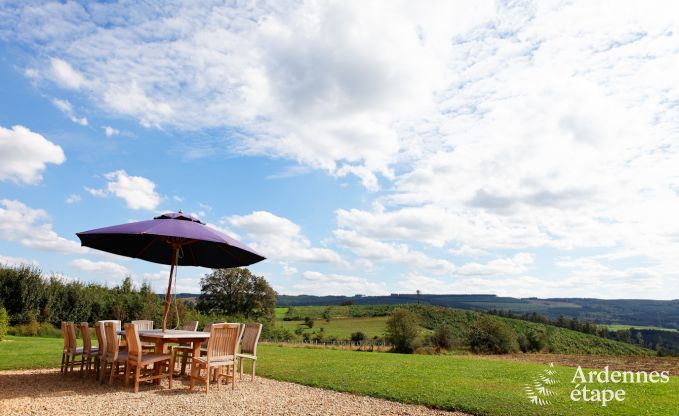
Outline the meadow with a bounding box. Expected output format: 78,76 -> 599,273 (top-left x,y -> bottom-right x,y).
1,336 -> 677,415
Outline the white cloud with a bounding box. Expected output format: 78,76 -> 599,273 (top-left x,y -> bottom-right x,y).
65,194 -> 81,204
52,98 -> 88,125
7,2 -> 679,297
228,211 -> 345,264
0,254 -> 39,268
456,253 -> 535,277
334,229 -> 454,275
0,124 -> 65,184
2,1 -> 495,187
88,170 -> 161,211
289,271 -> 387,296
0,199 -> 84,254
50,57 -> 86,89
70,258 -> 129,278
102,125 -> 120,137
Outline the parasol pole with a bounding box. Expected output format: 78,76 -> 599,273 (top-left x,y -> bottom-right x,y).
162,244 -> 179,332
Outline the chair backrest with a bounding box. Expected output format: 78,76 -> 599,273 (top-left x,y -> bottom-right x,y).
241,323 -> 263,355
200,323 -> 213,348
131,320 -> 153,331
79,322 -> 92,353
60,322 -> 69,352
65,322 -> 78,353
206,323 -> 240,362
181,320 -> 199,331
104,322 -> 120,361
124,323 -> 142,365
94,321 -> 107,357
99,319 -> 122,341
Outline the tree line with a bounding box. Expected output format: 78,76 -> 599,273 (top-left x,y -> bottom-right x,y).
0,264 -> 281,338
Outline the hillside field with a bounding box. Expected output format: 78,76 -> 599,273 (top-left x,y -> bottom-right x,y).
276,304 -> 653,356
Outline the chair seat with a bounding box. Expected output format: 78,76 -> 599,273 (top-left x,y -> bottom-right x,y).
193,355 -> 235,366
172,345 -> 193,353
85,346 -> 99,355
237,353 -> 256,360
107,351 -> 128,362
134,353 -> 172,365
69,347 -> 84,355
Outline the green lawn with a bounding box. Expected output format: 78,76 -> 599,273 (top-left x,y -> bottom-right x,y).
278,316 -> 392,339
275,307 -> 289,319
605,324 -> 678,333
2,336 -> 677,416
0,336 -> 65,370
258,345 -> 678,416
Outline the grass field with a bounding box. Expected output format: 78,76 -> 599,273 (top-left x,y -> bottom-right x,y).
275,307 -> 288,319
0,336 -> 64,370
604,324 -> 678,333
3,336 -> 676,415
278,316 -> 392,339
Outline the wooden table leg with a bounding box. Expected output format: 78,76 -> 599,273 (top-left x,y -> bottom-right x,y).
191,340 -> 201,383
153,339 -> 164,385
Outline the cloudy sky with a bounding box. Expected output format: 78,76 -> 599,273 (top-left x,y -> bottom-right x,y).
1,1 -> 679,299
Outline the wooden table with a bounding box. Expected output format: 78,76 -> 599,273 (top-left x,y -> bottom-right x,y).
117,329 -> 209,383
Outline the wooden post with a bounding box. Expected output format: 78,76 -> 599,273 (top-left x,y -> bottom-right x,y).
161,246 -> 179,332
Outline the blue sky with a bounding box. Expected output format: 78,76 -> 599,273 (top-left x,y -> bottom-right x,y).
1,1 -> 679,299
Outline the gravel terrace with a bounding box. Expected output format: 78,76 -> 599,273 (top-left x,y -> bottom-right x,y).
0,369 -> 469,416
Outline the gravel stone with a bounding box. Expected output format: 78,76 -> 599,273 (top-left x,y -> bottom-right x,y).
0,369 -> 469,416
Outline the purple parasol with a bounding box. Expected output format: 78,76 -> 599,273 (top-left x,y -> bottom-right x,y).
76,210 -> 265,331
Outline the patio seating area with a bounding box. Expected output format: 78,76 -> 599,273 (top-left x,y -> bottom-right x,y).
58,320 -> 263,395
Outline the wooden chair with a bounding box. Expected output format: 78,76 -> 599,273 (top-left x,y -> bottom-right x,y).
237,323 -> 262,381
131,320 -> 155,350
94,321 -> 107,382
63,322 -> 85,376
79,322 -> 99,377
103,322 -> 128,386
123,323 -> 174,394
60,322 -> 69,374
171,320 -> 199,375
99,319 -> 125,348
190,323 -> 240,393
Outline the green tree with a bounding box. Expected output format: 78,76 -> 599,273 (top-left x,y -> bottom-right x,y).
351,331 -> 367,344
468,315 -> 519,354
0,307 -> 9,341
197,268 -> 276,321
385,308 -> 419,353
430,324 -> 456,350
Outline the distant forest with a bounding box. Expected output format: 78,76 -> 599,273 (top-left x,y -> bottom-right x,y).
274,293 -> 679,330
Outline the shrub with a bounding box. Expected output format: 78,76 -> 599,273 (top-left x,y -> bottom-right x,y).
0,307 -> 8,341
351,331 -> 367,344
468,315 -> 519,354
414,346 -> 437,355
518,328 -> 548,352
430,324 -> 456,350
304,317 -> 314,328
11,321 -> 61,337
385,308 -> 419,353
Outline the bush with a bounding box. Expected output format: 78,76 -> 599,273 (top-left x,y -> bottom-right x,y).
11,321 -> 61,337
430,324 -> 456,350
351,331 -> 367,343
468,315 -> 519,354
414,346 -> 437,355
304,317 -> 314,328
385,308 -> 420,354
518,328 -> 548,352
0,307 -> 8,340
